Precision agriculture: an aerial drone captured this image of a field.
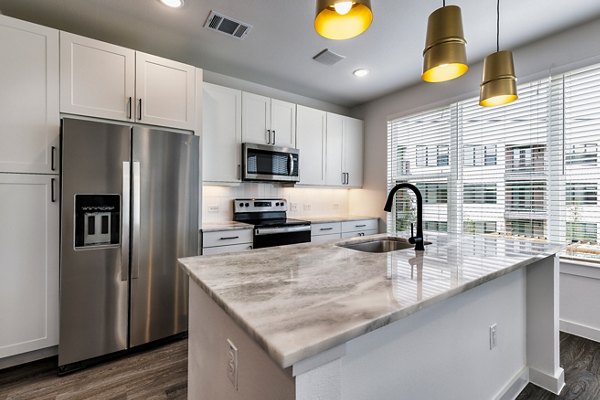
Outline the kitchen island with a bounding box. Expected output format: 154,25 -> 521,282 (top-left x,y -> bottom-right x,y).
179,233 -> 565,400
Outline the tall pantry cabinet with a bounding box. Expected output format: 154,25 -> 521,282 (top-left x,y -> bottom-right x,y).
0,15 -> 60,359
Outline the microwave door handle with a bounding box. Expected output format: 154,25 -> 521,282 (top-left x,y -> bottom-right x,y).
289,154 -> 294,176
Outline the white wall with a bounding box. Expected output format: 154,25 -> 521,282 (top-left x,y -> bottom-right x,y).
349,17 -> 600,231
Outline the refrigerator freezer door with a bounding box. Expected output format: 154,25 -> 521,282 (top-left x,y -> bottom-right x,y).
59,119 -> 131,367
129,127 -> 199,347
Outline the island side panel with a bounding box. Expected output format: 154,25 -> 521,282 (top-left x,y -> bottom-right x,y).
188,281 -> 295,400
295,268 -> 529,400
526,254 -> 565,393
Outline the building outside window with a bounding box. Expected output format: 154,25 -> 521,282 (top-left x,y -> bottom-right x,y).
566,143 -> 597,166
566,183 -> 597,205
567,222 -> 597,242
464,183 -> 497,204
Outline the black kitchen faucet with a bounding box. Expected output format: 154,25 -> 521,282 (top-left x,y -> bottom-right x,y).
384,183 -> 425,251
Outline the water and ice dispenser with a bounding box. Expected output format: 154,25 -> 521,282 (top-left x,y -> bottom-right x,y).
74,195 -> 120,248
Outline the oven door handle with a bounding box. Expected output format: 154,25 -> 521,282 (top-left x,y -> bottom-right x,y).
255,225 -> 311,236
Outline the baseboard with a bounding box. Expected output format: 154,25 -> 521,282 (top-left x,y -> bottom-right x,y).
494,367 -> 529,400
529,366 -> 565,395
0,346 -> 57,370
561,320 -> 600,343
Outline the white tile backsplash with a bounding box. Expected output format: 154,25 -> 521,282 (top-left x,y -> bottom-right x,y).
202,184 -> 350,223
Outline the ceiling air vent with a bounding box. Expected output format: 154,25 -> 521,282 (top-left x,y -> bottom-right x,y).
204,11 -> 252,40
313,49 -> 345,66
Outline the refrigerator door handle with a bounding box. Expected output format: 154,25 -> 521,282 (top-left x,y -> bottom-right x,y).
121,162 -> 131,282
132,161 -> 141,279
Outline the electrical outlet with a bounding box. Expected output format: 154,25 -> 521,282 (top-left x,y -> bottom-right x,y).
208,205 -> 219,214
226,339 -> 238,390
290,203 -> 298,212
489,324 -> 497,350
303,204 -> 312,211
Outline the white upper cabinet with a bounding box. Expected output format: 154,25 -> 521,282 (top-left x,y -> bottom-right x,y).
242,92 -> 296,148
270,99 -> 296,148
60,33 -> 195,130
343,117 -> 364,187
0,15 -> 59,174
203,83 -> 242,183
326,113 -> 364,187
325,113 -> 344,186
0,174 -> 59,358
296,105 -> 326,185
135,52 -> 196,130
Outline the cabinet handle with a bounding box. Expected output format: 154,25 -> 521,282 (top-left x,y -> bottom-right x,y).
51,146 -> 57,171
341,172 -> 345,185
247,246 -> 253,250
51,178 -> 56,202
320,227 -> 333,231
266,129 -> 271,144
220,236 -> 239,240
237,164 -> 241,180
355,224 -> 367,228
127,97 -> 132,119
138,98 -> 142,121
272,130 -> 276,145
346,173 -> 350,185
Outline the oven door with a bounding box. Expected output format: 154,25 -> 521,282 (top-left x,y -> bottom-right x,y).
254,225 -> 311,249
243,143 -> 299,182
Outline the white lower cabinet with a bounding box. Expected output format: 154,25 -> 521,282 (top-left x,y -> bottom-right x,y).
201,229 -> 253,255
340,219 -> 379,238
0,174 -> 59,358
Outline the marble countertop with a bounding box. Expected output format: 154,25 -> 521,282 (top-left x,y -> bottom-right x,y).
201,221 -> 253,232
179,233 -> 563,368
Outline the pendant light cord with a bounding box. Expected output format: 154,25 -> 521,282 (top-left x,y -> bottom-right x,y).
496,0 -> 500,52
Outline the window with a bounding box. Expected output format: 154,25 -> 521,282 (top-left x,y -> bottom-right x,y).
416,182 -> 448,204
464,145 -> 497,167
567,222 -> 597,242
464,183 -> 497,204
566,183 -> 597,205
566,143 -> 597,166
424,221 -> 448,232
388,62 -> 600,262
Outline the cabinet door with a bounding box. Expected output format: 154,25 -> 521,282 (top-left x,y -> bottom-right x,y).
311,233 -> 341,244
0,174 -> 59,358
325,113 -> 344,186
135,51 -> 196,130
0,16 -> 59,174
270,99 -> 296,148
343,117 -> 364,187
202,243 -> 253,255
60,32 -> 135,122
242,92 -> 271,145
203,83 -> 242,182
296,105 -> 326,185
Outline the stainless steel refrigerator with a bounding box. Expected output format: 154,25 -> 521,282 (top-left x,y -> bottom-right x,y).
58,118 -> 199,369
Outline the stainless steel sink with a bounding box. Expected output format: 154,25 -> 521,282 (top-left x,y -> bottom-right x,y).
337,237 -> 431,253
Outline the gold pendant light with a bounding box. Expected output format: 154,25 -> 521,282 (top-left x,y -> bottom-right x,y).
479,0 -> 518,107
422,2 -> 468,83
314,0 -> 373,40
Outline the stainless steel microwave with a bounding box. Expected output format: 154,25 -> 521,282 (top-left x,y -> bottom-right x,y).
242,143 -> 300,183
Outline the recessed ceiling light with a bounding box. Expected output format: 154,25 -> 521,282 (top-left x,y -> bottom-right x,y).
159,0 -> 184,8
353,68 -> 369,77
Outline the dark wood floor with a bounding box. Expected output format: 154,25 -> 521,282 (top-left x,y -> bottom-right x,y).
0,339 -> 187,400
1,332 -> 599,399
517,333 -> 600,400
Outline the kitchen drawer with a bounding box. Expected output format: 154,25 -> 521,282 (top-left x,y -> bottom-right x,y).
341,219 -> 378,233
202,229 -> 253,248
311,233 -> 341,244
311,222 -> 341,236
202,243 -> 253,255
341,229 -> 378,239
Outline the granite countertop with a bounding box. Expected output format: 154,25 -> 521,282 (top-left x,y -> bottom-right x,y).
201,221 -> 253,232
179,233 -> 563,368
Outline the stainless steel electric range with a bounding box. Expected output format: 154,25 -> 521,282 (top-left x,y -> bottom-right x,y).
233,198 -> 311,249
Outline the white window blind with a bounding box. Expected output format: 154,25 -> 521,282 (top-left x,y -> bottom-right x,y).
387,62 -> 600,262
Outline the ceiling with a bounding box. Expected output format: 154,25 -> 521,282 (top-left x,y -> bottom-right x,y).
1,0 -> 600,107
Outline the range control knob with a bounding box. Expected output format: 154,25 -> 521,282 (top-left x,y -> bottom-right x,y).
245,203 -> 250,207
239,202 -> 244,207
